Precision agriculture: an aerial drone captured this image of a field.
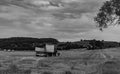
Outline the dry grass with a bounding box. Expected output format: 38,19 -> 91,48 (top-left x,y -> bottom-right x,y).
0,64 -> 31,74
0,48 -> 120,74
42,71 -> 53,74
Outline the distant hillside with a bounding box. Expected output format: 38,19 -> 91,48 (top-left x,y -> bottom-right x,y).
57,40 -> 120,50
0,37 -> 119,51
0,37 -> 59,51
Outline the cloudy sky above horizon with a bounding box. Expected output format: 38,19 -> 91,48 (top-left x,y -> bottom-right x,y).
0,0 -> 119,42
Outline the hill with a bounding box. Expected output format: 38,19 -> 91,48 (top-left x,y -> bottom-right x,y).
0,37 -> 59,51
0,37 -> 119,51
57,40 -> 120,50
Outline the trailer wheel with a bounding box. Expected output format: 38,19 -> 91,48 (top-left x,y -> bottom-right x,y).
36,54 -> 39,57
44,54 -> 48,57
57,53 -> 60,56
53,53 -> 55,56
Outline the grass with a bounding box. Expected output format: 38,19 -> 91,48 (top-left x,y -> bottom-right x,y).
0,48 -> 120,74
0,64 -> 31,74
37,62 -> 51,68
42,71 -> 53,74
64,71 -> 72,74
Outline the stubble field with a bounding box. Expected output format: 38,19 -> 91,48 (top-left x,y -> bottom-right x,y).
0,48 -> 120,74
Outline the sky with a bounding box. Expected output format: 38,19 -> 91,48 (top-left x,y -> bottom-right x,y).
0,0 -> 119,42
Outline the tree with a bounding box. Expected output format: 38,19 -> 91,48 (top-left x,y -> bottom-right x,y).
94,0 -> 120,30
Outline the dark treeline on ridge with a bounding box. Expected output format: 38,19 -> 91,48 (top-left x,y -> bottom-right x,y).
57,39 -> 120,50
0,37 -> 59,51
0,37 -> 119,51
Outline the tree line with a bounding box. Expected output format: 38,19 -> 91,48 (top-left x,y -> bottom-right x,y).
0,37 -> 119,51
56,39 -> 120,50
0,37 -> 58,51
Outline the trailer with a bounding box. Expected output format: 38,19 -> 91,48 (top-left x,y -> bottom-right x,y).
35,44 -> 60,57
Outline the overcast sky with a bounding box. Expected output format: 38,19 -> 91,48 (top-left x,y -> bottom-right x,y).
0,0 -> 119,42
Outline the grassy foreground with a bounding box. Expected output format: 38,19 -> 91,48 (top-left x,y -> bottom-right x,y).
0,48 -> 120,74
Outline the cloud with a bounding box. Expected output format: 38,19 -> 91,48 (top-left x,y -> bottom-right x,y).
0,0 -> 104,20
51,0 -> 105,20
53,14 -> 96,33
0,26 -> 30,38
0,0 -> 117,42
78,26 -> 120,41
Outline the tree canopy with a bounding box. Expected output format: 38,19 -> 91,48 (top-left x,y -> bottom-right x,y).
94,0 -> 120,30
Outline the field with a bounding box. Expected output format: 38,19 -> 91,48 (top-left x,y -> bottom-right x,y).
0,48 -> 120,74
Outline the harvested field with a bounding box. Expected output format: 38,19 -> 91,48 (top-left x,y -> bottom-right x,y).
0,48 -> 120,74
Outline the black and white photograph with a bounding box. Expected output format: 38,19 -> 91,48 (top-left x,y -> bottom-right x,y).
0,0 -> 120,74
